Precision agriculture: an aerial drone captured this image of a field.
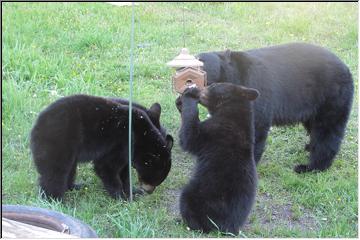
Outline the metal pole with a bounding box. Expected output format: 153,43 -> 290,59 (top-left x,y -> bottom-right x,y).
128,1 -> 135,202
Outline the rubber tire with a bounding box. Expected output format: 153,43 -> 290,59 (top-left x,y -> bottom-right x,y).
2,205 -> 97,238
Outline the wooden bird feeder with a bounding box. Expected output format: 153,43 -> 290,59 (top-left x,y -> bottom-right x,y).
167,48 -> 207,94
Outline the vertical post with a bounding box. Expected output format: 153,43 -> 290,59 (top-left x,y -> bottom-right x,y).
128,1 -> 135,202
182,2 -> 186,48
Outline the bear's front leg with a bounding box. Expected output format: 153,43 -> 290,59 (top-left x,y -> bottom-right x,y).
119,166 -> 145,200
178,87 -> 202,153
94,163 -> 127,199
175,96 -> 183,113
93,151 -> 128,200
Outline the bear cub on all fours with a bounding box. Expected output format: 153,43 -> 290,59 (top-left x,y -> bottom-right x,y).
176,83 -> 259,235
30,94 -> 173,201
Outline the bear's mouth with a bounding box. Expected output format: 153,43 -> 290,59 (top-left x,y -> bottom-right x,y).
139,183 -> 155,194
199,89 -> 209,108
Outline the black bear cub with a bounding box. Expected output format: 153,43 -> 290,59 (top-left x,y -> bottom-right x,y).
30,94 -> 173,200
176,83 -> 259,235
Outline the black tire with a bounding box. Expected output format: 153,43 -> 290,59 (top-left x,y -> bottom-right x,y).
2,205 -> 97,238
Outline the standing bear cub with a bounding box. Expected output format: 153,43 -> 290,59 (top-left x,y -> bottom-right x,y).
198,43 -> 354,173
176,83 -> 259,235
30,94 -> 173,200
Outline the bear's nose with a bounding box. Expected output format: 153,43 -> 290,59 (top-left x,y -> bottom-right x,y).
199,89 -> 209,107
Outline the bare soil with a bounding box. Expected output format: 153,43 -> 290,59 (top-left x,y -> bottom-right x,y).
164,188 -> 319,233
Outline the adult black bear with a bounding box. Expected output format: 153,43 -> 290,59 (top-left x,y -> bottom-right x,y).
197,43 -> 354,173
30,94 -> 173,200
176,83 -> 259,235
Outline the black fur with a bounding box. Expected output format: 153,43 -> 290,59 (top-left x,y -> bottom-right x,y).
177,84 -> 258,234
30,94 -> 173,200
198,43 -> 354,173
108,97 -> 168,137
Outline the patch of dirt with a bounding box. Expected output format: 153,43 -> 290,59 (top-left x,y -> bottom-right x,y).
164,189 -> 319,233
164,146 -> 193,218
165,188 -> 181,217
243,192 -> 319,232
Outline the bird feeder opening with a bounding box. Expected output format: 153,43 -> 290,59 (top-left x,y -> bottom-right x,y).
167,48 -> 207,94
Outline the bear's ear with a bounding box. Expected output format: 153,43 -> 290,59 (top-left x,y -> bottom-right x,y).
225,49 -> 231,58
236,86 -> 260,101
148,103 -> 161,121
221,49 -> 232,63
165,134 -> 174,150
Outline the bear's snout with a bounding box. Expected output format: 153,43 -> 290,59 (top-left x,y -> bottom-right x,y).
140,183 -> 155,194
199,89 -> 209,107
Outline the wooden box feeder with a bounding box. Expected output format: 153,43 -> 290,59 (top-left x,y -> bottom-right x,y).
167,48 -> 207,94
172,67 -> 207,94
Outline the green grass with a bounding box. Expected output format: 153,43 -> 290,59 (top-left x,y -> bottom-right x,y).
2,2 -> 358,238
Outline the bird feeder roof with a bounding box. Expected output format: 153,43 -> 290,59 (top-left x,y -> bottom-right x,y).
166,48 -> 203,68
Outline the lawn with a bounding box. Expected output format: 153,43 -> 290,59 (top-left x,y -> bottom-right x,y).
2,2 -> 358,238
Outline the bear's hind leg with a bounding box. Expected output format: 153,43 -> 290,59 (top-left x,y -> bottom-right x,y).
39,174 -> 68,200
302,120 -> 312,152
180,190 -> 213,233
38,162 -> 73,200
295,102 -> 351,173
35,152 -> 75,200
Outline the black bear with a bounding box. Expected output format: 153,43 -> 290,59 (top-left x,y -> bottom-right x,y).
30,94 -> 174,200
108,97 -> 167,138
197,43 -> 354,173
176,83 -> 259,235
